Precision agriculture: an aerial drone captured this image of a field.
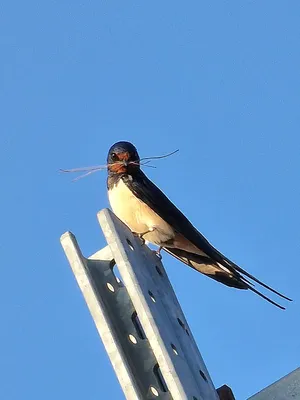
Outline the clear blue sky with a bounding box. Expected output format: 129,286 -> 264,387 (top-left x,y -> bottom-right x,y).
1,1 -> 299,399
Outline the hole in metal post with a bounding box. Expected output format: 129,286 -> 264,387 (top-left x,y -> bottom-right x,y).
153,364 -> 168,393
106,283 -> 115,292
148,291 -> 156,303
112,265 -> 123,285
177,318 -> 185,328
150,386 -> 159,397
171,343 -> 178,355
155,265 -> 163,276
128,334 -> 137,344
126,238 -> 134,250
193,397 -> 199,400
199,369 -> 208,382
131,311 -> 146,340
177,317 -> 190,336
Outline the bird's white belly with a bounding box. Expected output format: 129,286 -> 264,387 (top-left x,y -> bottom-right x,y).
108,178 -> 175,245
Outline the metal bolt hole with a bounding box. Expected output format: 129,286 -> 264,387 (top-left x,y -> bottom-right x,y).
128,334 -> 137,344
126,238 -> 134,250
148,291 -> 156,302
177,317 -> 190,336
177,318 -> 185,328
131,311 -> 146,340
199,369 -> 208,382
155,265 -> 163,276
171,343 -> 178,355
150,386 -> 159,397
112,265 -> 123,285
153,363 -> 168,393
106,283 -> 115,292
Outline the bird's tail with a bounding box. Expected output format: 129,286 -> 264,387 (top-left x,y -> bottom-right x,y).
163,247 -> 291,310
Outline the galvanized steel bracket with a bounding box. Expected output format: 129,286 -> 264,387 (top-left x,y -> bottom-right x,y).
60,208 -> 219,400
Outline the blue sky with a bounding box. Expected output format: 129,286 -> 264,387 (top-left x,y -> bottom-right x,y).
1,1 -> 299,399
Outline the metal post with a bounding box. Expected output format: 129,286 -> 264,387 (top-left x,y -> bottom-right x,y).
248,368 -> 300,400
61,208 -> 220,400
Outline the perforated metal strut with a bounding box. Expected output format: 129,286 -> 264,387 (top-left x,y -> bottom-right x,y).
61,208 -> 219,400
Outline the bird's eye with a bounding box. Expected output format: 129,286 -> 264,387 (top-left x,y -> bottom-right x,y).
111,152 -> 118,162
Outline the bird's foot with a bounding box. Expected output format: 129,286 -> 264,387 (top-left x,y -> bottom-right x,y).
132,231 -> 145,244
132,227 -> 155,245
138,234 -> 146,245
155,246 -> 163,259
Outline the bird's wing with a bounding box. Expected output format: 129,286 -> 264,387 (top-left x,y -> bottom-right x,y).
123,172 -> 291,305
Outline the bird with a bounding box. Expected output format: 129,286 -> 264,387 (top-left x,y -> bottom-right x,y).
106,140 -> 292,309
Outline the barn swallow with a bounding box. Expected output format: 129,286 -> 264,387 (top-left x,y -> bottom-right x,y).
107,141 -> 292,309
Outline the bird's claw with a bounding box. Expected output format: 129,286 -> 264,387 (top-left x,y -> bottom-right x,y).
132,228 -> 155,246
155,246 -> 163,259
138,234 -> 146,245
132,231 -> 146,245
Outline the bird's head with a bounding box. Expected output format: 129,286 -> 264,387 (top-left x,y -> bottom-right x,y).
107,141 -> 140,174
